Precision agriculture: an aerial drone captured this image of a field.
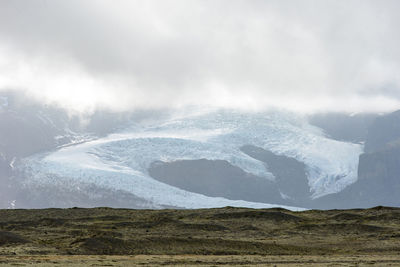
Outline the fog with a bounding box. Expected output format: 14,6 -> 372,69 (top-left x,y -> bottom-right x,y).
1,0 -> 400,114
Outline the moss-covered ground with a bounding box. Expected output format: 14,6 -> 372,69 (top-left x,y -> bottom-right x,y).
0,206 -> 399,265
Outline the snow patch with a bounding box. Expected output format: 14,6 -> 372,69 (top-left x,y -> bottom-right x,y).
7,200 -> 16,209
279,191 -> 292,200
9,157 -> 16,169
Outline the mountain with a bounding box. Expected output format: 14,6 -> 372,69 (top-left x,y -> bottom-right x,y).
2,92 -> 400,210
240,145 -> 310,206
315,111 -> 400,208
0,92 -> 167,209
364,110 -> 400,153
0,92 -> 80,208
308,112 -> 378,144
19,109 -> 362,210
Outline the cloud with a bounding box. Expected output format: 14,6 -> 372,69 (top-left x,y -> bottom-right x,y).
0,0 -> 400,113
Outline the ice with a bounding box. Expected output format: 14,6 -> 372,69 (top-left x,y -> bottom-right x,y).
22,109 -> 363,209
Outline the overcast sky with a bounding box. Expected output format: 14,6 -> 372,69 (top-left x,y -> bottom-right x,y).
1,0 -> 400,114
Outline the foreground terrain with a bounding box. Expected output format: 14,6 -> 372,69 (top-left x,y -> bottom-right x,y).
1,255 -> 400,266
0,207 -> 399,265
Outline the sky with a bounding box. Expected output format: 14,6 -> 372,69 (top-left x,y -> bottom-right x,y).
0,0 -> 400,114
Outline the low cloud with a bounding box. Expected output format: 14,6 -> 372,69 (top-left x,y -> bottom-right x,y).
1,0 -> 400,113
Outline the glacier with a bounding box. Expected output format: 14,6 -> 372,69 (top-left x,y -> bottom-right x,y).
22,109 -> 363,209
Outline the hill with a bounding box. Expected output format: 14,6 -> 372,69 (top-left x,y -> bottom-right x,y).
0,207 -> 399,265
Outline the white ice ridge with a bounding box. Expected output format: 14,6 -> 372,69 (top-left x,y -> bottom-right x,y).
23,109 -> 363,209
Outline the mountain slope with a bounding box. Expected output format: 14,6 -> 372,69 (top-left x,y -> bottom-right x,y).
20,109 -> 362,209
314,110 -> 400,209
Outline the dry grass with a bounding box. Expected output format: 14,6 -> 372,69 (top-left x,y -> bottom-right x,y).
0,255 -> 400,266
0,206 -> 399,265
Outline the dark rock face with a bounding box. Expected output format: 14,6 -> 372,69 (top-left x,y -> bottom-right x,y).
364,110 -> 400,153
354,110 -> 400,207
308,112 -> 377,143
240,145 -> 310,206
315,110 -> 400,209
148,146 -> 313,207
355,145 -> 400,207
148,159 -> 284,204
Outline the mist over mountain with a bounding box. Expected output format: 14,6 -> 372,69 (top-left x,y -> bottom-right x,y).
1,1 -> 400,210
0,91 -> 398,210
